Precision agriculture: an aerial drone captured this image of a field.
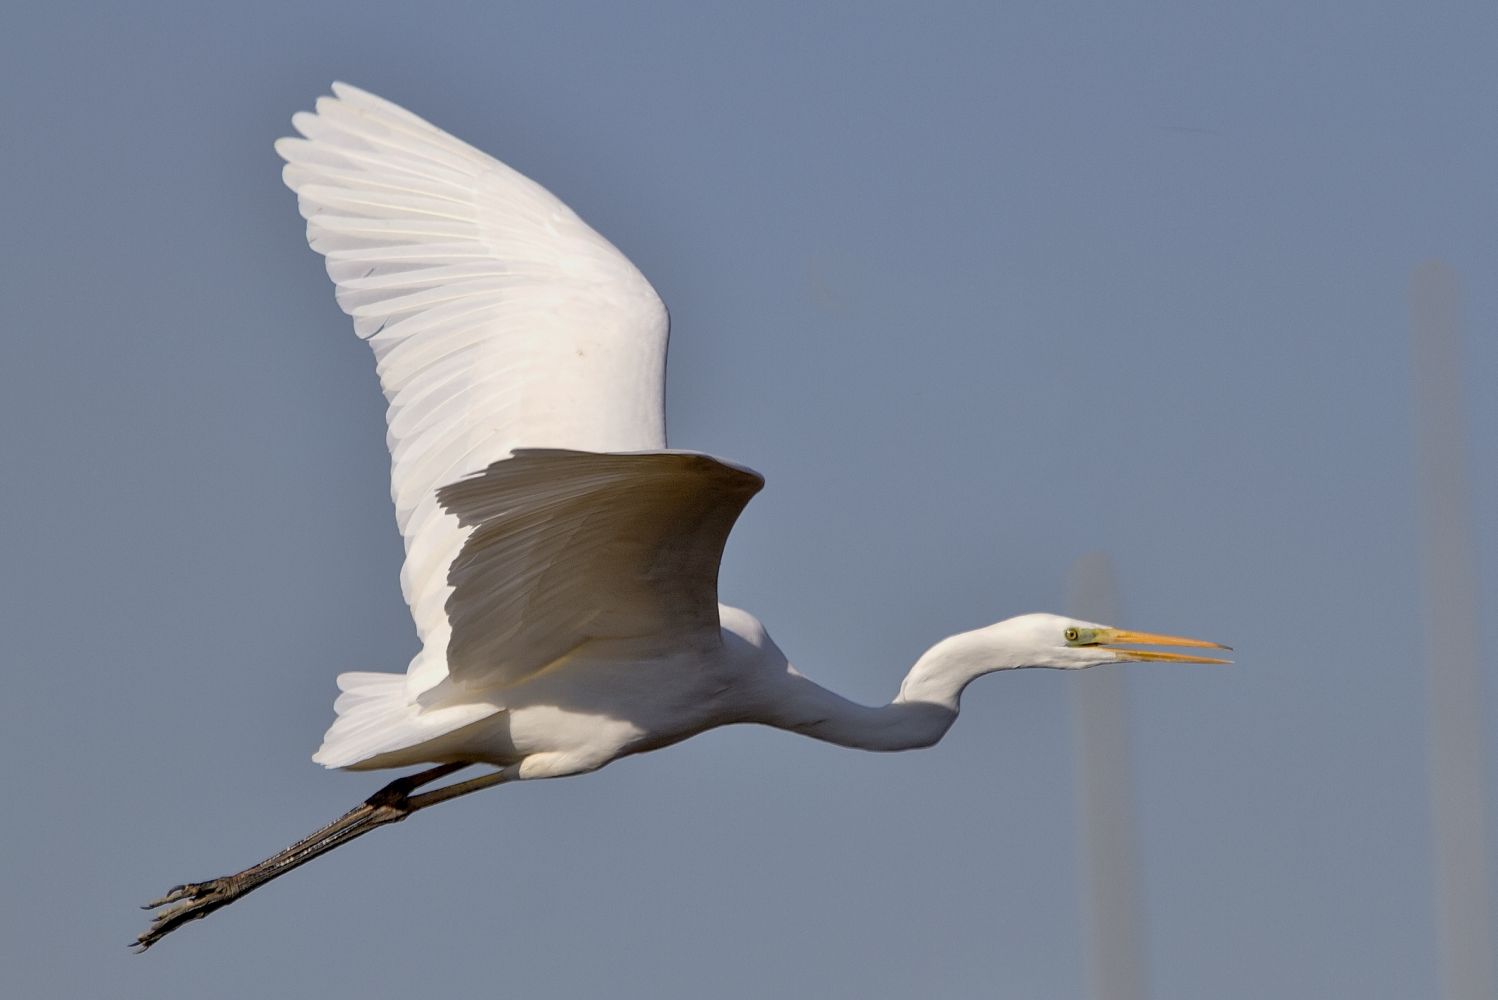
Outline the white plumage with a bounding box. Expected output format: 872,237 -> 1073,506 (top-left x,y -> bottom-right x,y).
277,83 -> 674,759
135,82 -> 1227,951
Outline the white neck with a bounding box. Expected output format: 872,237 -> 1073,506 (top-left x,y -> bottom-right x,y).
760,628 -> 1014,752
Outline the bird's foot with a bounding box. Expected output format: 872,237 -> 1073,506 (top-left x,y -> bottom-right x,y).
135,876 -> 243,951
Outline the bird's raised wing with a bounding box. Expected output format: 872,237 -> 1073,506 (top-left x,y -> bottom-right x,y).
436,450 -> 764,693
276,83 -> 670,696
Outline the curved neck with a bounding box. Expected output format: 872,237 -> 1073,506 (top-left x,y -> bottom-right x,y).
760,629 -> 1009,752
897,627 -> 1017,708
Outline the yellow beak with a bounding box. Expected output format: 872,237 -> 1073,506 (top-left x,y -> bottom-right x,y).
1097,629 -> 1233,664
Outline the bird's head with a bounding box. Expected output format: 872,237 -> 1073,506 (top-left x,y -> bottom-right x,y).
897,612 -> 1230,707
983,612 -> 1231,670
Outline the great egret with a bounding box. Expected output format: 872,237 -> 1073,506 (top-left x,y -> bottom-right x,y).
135,83 -> 1228,951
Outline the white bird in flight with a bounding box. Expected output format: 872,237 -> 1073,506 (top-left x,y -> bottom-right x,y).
136,83 -> 1229,950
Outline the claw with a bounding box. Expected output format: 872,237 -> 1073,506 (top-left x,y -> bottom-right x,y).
141,883 -> 197,909
134,879 -> 233,951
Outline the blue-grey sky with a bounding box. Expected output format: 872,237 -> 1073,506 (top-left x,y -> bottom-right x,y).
3,3 -> 1494,997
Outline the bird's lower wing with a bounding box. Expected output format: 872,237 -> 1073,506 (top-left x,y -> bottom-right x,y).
434,450 -> 764,694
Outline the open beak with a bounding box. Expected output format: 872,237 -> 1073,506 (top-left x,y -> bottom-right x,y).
1097,629 -> 1232,664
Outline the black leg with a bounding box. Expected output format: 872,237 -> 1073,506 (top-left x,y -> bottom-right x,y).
134,761 -> 504,951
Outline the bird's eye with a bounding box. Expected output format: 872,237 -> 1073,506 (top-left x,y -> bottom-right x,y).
1064,628 -> 1080,642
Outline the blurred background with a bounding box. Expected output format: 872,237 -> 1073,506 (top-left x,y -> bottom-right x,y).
1,3 -> 1493,997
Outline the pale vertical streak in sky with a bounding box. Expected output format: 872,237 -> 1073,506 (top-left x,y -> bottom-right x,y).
1409,261 -> 1494,1000
1069,552 -> 1148,1000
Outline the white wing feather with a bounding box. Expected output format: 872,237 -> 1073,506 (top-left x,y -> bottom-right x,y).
276,83 -> 670,699
313,449 -> 763,770
434,450 -> 764,693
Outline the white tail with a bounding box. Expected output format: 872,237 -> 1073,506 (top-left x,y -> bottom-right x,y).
314,671 -> 498,770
